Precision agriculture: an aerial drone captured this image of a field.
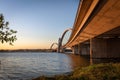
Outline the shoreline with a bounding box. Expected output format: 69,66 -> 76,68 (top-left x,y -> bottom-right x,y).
33,62 -> 120,80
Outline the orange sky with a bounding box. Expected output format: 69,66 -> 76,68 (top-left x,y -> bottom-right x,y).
0,40 -> 52,50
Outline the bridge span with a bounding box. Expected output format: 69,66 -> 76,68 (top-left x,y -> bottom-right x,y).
58,28 -> 72,53
50,43 -> 58,52
62,0 -> 120,58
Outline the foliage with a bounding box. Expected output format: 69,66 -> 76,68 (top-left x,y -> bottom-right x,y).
0,14 -> 17,45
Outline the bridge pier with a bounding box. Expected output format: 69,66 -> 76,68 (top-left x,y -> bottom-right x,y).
72,37 -> 120,58
72,44 -> 80,55
57,38 -> 61,53
79,43 -> 90,56
90,37 -> 120,58
72,42 -> 90,55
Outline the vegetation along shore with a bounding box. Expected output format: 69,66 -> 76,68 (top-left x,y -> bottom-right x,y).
33,63 -> 120,80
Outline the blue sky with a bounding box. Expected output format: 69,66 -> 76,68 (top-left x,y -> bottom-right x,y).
0,0 -> 79,49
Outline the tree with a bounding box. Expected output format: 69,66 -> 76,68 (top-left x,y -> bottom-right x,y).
0,14 -> 17,45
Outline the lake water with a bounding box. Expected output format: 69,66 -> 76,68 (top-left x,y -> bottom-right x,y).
0,52 -> 89,80
0,52 -> 119,80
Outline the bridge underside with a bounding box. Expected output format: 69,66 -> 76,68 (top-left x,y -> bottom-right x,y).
72,26 -> 120,58
65,0 -> 120,58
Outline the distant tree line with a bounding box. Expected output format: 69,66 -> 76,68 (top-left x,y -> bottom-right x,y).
0,49 -> 52,52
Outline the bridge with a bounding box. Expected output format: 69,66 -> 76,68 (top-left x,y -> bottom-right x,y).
50,28 -> 72,53
57,28 -> 72,53
50,43 -> 58,52
59,0 -> 120,58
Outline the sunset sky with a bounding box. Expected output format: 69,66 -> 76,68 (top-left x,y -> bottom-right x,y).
0,0 -> 79,49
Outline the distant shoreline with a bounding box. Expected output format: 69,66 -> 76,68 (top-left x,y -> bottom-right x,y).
0,49 -> 54,52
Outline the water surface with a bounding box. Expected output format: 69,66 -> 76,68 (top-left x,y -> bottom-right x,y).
0,52 -> 89,80
0,52 -> 119,80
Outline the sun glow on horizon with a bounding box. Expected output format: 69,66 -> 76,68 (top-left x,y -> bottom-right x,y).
0,42 -> 51,50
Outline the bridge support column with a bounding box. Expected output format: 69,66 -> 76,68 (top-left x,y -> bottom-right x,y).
79,43 -> 90,56
57,38 -> 61,53
72,44 -> 80,55
72,43 -> 90,55
90,38 -> 120,58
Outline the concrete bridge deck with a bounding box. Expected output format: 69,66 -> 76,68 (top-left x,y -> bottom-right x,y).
63,0 -> 120,58
65,0 -> 120,47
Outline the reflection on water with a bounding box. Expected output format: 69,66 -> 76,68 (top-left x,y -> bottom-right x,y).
67,54 -> 89,68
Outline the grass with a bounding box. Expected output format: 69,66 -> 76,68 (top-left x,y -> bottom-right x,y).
33,63 -> 120,80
